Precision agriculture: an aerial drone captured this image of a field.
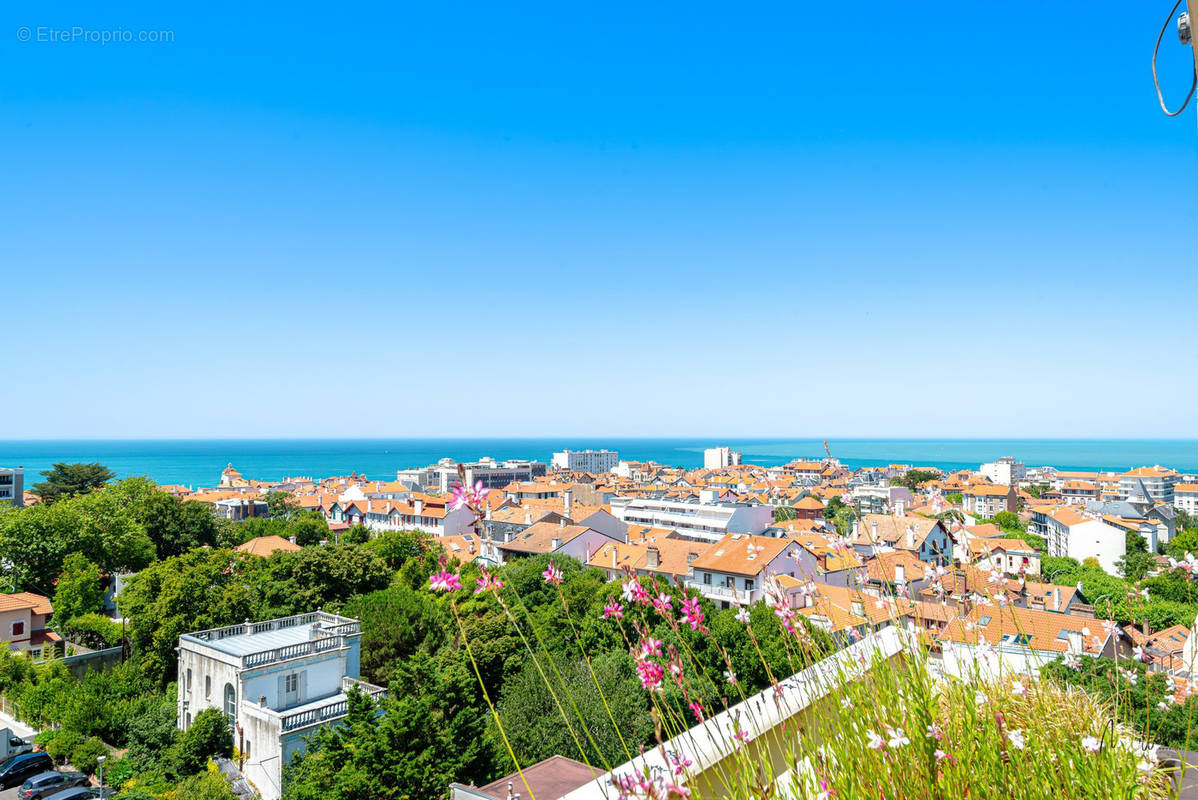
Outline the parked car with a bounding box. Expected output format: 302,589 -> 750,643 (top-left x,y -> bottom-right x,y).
19,771 -> 90,799
0,753 -> 55,790
43,790 -> 103,800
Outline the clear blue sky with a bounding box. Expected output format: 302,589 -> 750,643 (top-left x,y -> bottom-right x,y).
3,2 -> 1196,439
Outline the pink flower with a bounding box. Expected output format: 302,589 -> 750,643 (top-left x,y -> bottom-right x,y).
429,570 -> 462,592
680,596 -> 705,631
636,659 -> 665,692
602,601 -> 625,620
542,559 -> 564,586
449,480 -> 487,511
688,700 -> 704,721
638,636 -> 664,659
732,725 -> 750,744
474,570 -> 503,594
653,592 -> 673,614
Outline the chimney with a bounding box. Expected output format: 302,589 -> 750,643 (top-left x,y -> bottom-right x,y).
525,511 -> 533,525
686,551 -> 698,565
647,547 -> 660,570
551,537 -> 562,551
289,535 -> 297,545
895,500 -> 906,516
485,502 -> 493,521
871,521 -> 878,541
564,489 -> 573,518
1053,587 -> 1061,611
895,563 -> 906,584
414,499 -> 424,517
851,519 -> 859,538
610,546 -> 618,569
559,518 -> 566,529
851,599 -> 864,618
905,525 -> 915,549
1066,629 -> 1082,654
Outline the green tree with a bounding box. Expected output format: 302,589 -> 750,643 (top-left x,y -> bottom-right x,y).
176,708 -> 232,775
343,585 -> 448,685
1116,532 -> 1153,581
773,506 -> 797,523
340,524 -> 371,545
117,479 -> 220,558
52,553 -> 106,624
266,491 -> 300,519
0,488 -> 154,593
255,544 -> 391,619
287,513 -> 328,547
495,650 -> 652,769
1166,529 -> 1198,559
32,462 -> 114,503
890,469 -> 939,490
119,549 -> 262,686
69,736 -> 108,775
991,511 -> 1024,532
283,659 -> 492,800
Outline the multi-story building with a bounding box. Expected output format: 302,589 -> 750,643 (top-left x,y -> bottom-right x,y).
396,458 -> 548,493
1119,466 -> 1178,505
1176,484 -> 1198,518
961,484 -> 1017,517
1059,480 -> 1100,505
608,495 -> 773,543
850,485 -> 913,516
703,447 -> 742,470
1034,505 -> 1126,575
686,533 -> 806,607
176,611 -> 385,800
551,449 -> 619,473
0,467 -> 23,507
979,457 -> 1026,486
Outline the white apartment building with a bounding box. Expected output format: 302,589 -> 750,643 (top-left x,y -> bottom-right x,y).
0,467 -> 23,507
1035,506 -> 1126,575
551,449 -> 619,473
703,446 -> 742,470
608,494 -> 773,543
1120,466 -> 1178,505
177,611 -> 385,800
1176,484 -> 1198,518
979,457 -> 1026,486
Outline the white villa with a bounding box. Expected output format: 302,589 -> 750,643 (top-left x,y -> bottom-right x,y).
177,611 -> 386,800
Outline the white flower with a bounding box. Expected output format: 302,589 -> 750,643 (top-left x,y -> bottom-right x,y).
1062,652 -> 1081,670
1081,626 -> 1090,638
925,723 -> 941,739
840,696 -> 853,709
1007,729 -> 1026,750
1011,679 -> 1027,696
975,690 -> 988,706
887,727 -> 910,748
1081,736 -> 1101,754
734,605 -> 750,624
724,670 -> 738,685
866,729 -> 885,750
1157,701 -> 1170,711
1138,758 -> 1155,773
934,749 -> 947,761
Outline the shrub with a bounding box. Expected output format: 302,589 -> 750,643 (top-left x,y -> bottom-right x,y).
70,735 -> 108,775
44,729 -> 82,765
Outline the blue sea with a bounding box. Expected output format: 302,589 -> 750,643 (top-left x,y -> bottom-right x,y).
0,439 -> 1195,489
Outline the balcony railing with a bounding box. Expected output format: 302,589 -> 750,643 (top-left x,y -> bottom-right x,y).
685,580 -> 756,603
279,679 -> 388,733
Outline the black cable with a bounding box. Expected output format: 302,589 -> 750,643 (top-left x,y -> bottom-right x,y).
1153,0 -> 1197,116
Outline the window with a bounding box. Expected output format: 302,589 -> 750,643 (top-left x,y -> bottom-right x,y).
285,674 -> 298,693
223,683 -> 237,719
205,676 -> 211,698
186,668 -> 192,693
11,621 -> 24,637
744,579 -> 755,591
244,739 -> 251,760
702,572 -> 711,585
